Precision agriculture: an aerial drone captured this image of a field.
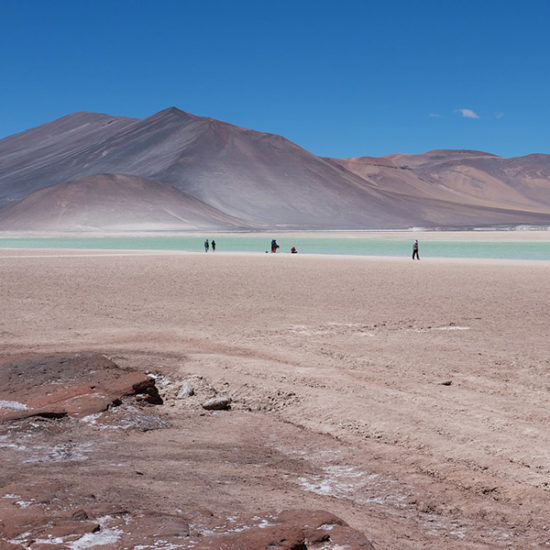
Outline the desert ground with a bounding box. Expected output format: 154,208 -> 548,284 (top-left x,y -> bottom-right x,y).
1,245 -> 550,549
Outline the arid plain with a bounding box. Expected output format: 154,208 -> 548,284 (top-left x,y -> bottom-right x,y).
1,242 -> 550,549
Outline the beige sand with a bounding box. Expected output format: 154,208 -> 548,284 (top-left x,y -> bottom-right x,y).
1,248 -> 549,548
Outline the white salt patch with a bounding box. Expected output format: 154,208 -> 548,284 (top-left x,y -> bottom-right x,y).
435,326 -> 470,331
230,526 -> 249,533
8,531 -> 32,545
0,441 -> 27,451
3,493 -> 21,499
68,516 -> 122,549
449,527 -> 467,539
16,500 -> 33,508
298,477 -> 334,496
0,400 -> 28,410
23,442 -> 92,464
325,465 -> 363,478
146,373 -> 171,387
80,412 -> 102,425
257,519 -> 273,529
298,465 -> 409,509
134,544 -> 180,550
30,536 -> 66,545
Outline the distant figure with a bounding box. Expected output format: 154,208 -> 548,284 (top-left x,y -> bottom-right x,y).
412,239 -> 420,260
271,239 -> 279,253
204,239 -> 209,253
291,246 -> 297,254
211,240 -> 216,251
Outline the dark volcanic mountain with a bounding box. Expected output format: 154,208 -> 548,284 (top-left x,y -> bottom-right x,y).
1,107 -> 550,230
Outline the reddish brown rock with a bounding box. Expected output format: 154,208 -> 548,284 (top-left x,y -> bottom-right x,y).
0,481 -> 90,544
0,493 -> 375,550
0,353 -> 162,422
37,518 -> 101,540
191,509 -> 376,549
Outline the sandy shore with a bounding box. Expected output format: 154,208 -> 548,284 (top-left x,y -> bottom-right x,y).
1,249 -> 549,548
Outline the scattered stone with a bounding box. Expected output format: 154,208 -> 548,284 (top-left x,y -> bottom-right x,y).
177,381 -> 195,399
440,380 -> 453,386
416,500 -> 437,513
71,509 -> 90,520
135,383 -> 164,405
202,396 -> 232,411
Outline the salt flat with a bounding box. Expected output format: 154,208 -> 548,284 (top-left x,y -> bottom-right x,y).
1,249 -> 549,548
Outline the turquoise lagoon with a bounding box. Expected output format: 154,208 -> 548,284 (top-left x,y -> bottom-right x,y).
1,234 -> 550,261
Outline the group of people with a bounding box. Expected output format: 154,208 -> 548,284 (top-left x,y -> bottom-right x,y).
204,239 -> 216,252
270,239 -> 298,254
202,237 -> 419,257
203,238 -> 297,254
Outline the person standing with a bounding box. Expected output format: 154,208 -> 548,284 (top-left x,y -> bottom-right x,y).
204,239 -> 209,253
412,239 -> 420,260
211,240 -> 216,251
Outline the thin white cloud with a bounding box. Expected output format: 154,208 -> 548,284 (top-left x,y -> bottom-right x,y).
428,113 -> 441,118
496,112 -> 504,119
455,108 -> 480,119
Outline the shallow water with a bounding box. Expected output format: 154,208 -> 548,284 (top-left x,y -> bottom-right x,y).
1,234 -> 550,261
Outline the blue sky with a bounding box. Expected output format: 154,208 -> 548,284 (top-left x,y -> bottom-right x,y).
1,0 -> 549,158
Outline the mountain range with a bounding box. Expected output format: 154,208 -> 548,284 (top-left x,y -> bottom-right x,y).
1,107 -> 549,231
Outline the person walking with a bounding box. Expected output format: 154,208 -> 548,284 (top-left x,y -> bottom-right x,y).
204,239 -> 209,253
412,239 -> 420,260
211,240 -> 216,252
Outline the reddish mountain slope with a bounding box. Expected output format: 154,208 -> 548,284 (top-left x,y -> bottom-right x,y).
329,150 -> 550,216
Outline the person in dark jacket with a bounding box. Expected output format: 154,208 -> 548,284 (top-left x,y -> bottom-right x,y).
412,240 -> 420,260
